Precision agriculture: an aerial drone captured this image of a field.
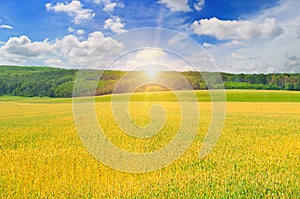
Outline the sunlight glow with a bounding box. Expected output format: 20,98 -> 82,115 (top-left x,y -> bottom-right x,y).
145,68 -> 157,79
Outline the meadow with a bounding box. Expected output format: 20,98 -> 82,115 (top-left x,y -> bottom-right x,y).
0,90 -> 299,198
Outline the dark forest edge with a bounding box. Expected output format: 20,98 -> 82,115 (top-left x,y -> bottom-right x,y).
1,65 -> 299,98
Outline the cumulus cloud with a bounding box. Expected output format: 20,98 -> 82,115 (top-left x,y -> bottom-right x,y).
48,31 -> 124,67
194,0 -> 205,11
0,24 -> 13,29
113,47 -> 196,71
159,0 -> 192,12
191,17 -> 283,40
105,46 -> 189,71
93,0 -> 124,12
0,32 -> 124,68
104,16 -> 126,33
124,48 -> 167,71
2,36 -> 51,57
46,0 -> 95,24
136,48 -> 166,59
192,0 -> 300,73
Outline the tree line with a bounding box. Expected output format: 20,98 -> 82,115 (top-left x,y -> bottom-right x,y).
0,65 -> 299,98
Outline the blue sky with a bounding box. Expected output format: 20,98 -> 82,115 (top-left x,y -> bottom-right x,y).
0,0 -> 299,73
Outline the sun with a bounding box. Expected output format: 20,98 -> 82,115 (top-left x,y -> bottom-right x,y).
145,68 -> 157,79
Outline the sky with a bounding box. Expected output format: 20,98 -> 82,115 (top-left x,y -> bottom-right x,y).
0,0 -> 299,73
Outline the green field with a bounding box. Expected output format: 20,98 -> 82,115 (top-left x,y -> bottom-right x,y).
0,90 -> 299,198
0,90 -> 300,103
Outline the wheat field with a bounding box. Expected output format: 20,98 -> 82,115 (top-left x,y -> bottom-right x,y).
0,91 -> 299,198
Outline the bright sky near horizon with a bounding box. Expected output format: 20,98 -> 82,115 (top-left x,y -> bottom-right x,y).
0,0 -> 299,73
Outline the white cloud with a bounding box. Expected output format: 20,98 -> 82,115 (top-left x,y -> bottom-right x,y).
124,48 -> 168,71
136,48 -> 166,59
267,67 -> 275,73
159,0 -> 192,12
49,31 -> 124,67
202,42 -> 215,48
46,0 -> 95,24
230,53 -> 260,61
191,17 -> 283,40
103,2 -> 118,12
2,35 -> 51,57
93,0 -> 124,12
104,16 -> 126,33
0,24 -> 13,29
0,32 -> 124,68
104,2 -> 124,12
45,59 -> 64,66
68,27 -> 75,33
196,0 -> 300,73
205,40 -> 245,49
222,40 -> 245,48
194,0 -> 205,11
110,47 -> 196,72
76,29 -> 85,35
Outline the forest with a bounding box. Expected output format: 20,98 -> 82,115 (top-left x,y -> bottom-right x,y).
0,65 -> 299,98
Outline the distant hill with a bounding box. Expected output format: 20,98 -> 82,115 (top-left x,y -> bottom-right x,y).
0,65 -> 299,98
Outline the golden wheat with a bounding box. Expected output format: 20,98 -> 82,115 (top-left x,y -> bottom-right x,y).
0,99 -> 299,198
